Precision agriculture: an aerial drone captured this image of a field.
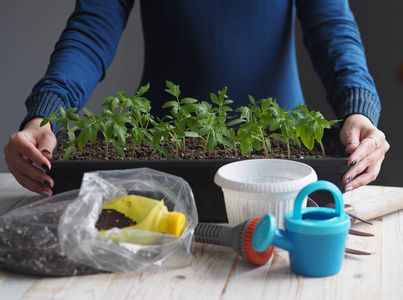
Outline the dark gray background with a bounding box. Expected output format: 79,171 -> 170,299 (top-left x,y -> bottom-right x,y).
1,1 -> 402,187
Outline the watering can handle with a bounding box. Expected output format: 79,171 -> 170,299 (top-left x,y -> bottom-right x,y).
293,181 -> 344,220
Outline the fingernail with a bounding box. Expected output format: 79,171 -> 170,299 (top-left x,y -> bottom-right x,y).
345,176 -> 352,184
44,181 -> 52,189
41,149 -> 51,155
42,164 -> 50,171
349,160 -> 357,167
42,191 -> 51,197
344,186 -> 354,193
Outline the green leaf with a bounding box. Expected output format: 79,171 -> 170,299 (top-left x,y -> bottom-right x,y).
136,83 -> 150,96
110,139 -> 125,157
165,81 -> 181,98
143,131 -> 154,144
59,107 -> 66,118
63,146 -> 74,160
102,96 -> 114,107
77,128 -> 89,150
87,124 -> 98,142
82,108 -> 95,118
222,99 -> 234,106
66,107 -> 78,118
270,133 -> 288,144
219,106 -> 233,113
252,139 -> 262,151
75,119 -> 86,128
180,97 -> 198,104
61,119 -> 69,130
282,121 -> 295,139
108,97 -> 119,112
120,96 -> 132,108
240,139 -> 253,155
102,109 -> 113,117
291,135 -> 301,147
116,125 -> 127,146
69,113 -> 80,122
198,126 -> 211,137
218,86 -> 228,103
185,131 -> 199,138
221,137 -> 235,150
182,103 -> 199,114
40,116 -> 55,127
210,93 -> 218,104
175,121 -> 186,136
329,119 -> 342,126
113,112 -> 132,123
207,132 -> 218,149
156,147 -> 172,160
313,121 -> 324,142
299,127 -> 315,150
183,116 -> 202,129
259,98 -> 273,112
105,120 -> 114,138
162,101 -> 179,109
248,95 -> 256,105
214,123 -> 228,136
67,131 -> 76,142
264,138 -> 272,152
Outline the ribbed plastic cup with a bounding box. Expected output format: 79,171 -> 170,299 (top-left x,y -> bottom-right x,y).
214,159 -> 318,228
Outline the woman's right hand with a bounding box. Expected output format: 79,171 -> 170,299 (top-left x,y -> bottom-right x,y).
3,118 -> 57,196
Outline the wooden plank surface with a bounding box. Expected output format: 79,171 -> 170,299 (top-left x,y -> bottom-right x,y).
0,273 -> 37,300
381,209 -> 403,299
0,174 -> 39,216
9,219 -> 396,300
0,174 -> 403,300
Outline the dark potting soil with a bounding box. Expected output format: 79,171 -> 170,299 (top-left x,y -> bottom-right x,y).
0,208 -> 106,276
95,209 -> 137,231
0,208 -> 137,276
52,128 -> 346,161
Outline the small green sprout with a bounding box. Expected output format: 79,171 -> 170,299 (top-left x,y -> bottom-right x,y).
40,107 -> 80,160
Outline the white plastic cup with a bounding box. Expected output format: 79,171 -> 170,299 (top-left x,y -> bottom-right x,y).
214,159 -> 318,228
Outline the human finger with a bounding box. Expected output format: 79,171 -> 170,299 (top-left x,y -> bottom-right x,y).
5,130 -> 53,170
8,155 -> 53,197
342,137 -> 387,190
343,157 -> 382,192
22,119 -> 57,168
344,129 -> 387,169
4,122 -> 56,195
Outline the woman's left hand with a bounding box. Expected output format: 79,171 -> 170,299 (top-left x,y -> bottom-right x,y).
340,114 -> 389,192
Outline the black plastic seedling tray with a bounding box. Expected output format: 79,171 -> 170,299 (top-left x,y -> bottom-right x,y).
48,155 -> 348,222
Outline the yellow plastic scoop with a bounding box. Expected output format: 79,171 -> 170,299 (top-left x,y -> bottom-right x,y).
101,195 -> 186,236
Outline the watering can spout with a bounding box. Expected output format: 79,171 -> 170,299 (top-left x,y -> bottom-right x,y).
252,214 -> 293,253
272,227 -> 293,252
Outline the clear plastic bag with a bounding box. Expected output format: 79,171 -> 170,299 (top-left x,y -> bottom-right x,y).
0,168 -> 198,276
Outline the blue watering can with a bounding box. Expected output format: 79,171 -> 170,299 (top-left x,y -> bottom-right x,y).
252,180 -> 351,277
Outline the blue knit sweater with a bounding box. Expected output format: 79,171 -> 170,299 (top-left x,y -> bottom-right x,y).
21,0 -> 381,132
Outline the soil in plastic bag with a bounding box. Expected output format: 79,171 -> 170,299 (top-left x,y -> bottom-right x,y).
95,209 -> 137,231
0,190 -> 106,276
0,168 -> 197,277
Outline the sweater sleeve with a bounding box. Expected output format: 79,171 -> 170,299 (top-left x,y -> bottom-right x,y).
296,0 -> 381,126
21,0 -> 134,132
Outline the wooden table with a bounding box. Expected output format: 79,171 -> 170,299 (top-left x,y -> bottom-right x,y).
0,173 -> 402,300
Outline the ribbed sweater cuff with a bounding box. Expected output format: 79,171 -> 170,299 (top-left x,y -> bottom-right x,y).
334,88 -> 381,127
20,91 -> 68,134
